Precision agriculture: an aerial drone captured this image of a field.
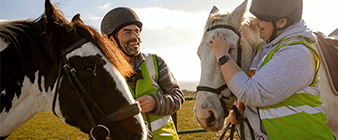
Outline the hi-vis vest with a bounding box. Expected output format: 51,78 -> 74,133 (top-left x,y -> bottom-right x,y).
128,53 -> 178,140
255,37 -> 334,140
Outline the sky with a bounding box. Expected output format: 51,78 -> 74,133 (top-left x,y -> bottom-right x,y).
1,0 -> 337,82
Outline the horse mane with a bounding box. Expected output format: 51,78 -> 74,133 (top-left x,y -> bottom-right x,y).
0,19 -> 47,63
240,17 -> 262,59
0,9 -> 133,78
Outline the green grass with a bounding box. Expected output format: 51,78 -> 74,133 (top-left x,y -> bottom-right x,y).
6,92 -> 233,139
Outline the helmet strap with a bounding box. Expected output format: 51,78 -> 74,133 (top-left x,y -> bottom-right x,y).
269,21 -> 278,43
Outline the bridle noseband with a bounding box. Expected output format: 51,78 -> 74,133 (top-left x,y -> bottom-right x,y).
196,24 -> 242,117
52,38 -> 141,140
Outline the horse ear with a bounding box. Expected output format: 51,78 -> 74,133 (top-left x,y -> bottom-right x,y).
210,6 -> 219,14
209,6 -> 219,18
229,0 -> 248,29
44,0 -> 68,27
71,13 -> 84,24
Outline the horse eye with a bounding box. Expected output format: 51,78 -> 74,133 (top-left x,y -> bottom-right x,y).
85,66 -> 94,73
85,65 -> 97,76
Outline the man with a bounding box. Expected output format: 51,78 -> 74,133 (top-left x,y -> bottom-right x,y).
101,7 -> 184,139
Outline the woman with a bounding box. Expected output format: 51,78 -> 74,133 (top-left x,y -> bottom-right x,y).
208,0 -> 335,139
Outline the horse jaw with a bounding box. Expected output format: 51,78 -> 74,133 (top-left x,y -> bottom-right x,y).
61,43 -> 147,140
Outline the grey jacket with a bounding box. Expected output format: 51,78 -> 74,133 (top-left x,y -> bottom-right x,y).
228,20 -> 320,139
128,53 -> 185,116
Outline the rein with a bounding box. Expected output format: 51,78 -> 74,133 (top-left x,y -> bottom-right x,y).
52,38 -> 141,140
218,105 -> 255,140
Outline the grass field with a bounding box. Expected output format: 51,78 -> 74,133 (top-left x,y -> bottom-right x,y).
6,92 -> 232,139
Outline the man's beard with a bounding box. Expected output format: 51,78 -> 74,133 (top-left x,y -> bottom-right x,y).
125,38 -> 141,56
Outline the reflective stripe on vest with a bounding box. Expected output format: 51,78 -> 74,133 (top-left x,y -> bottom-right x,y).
150,115 -> 172,131
257,37 -> 334,140
129,53 -> 173,132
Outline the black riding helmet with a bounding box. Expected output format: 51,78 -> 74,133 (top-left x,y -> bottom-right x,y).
100,7 -> 142,57
101,7 -> 142,37
249,0 -> 303,41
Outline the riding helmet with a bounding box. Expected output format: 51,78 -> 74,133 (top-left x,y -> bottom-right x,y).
249,0 -> 303,23
101,7 -> 142,37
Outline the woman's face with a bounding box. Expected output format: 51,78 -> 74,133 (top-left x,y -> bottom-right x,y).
253,18 -> 274,42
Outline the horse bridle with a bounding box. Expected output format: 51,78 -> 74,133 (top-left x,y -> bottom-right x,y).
52,38 -> 141,140
196,24 -> 242,117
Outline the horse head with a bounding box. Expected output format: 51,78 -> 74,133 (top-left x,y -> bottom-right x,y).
194,0 -> 261,132
0,0 -> 146,139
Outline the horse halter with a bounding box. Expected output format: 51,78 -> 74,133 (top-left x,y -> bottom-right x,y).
52,38 -> 141,140
196,24 -> 242,117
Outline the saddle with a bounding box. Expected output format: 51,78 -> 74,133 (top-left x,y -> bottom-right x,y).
314,31 -> 338,95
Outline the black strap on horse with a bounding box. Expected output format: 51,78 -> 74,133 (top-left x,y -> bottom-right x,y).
196,84 -> 230,117
218,105 -> 255,140
206,24 -> 243,67
52,38 -> 141,140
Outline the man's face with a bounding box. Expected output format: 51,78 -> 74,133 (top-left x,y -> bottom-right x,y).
116,24 -> 141,56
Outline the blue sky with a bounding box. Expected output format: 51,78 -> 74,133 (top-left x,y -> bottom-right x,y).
1,0 -> 337,81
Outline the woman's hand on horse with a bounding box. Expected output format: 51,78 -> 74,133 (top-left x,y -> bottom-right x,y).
229,102 -> 245,124
208,32 -> 230,59
229,107 -> 244,124
135,95 -> 156,113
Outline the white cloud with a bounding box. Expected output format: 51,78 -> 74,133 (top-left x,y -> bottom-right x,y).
132,7 -> 208,81
87,14 -> 102,21
135,7 -> 207,30
98,3 -> 113,10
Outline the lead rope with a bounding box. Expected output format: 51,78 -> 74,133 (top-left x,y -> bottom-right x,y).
218,105 -> 254,140
146,113 -> 153,140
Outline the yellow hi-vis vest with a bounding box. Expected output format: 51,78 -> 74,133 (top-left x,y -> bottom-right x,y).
128,53 -> 178,140
255,37 -> 334,140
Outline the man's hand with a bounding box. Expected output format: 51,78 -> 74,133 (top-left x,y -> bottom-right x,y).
135,95 -> 156,113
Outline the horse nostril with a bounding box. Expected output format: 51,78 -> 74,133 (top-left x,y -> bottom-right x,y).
206,111 -> 216,127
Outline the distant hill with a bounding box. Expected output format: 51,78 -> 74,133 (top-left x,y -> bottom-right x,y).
178,81 -> 198,91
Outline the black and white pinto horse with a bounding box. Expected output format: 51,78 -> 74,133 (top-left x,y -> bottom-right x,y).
0,0 -> 147,139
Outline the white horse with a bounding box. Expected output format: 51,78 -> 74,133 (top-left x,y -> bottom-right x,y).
194,0 -> 338,138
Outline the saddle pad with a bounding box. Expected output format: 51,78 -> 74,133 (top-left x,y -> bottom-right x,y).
315,32 -> 338,95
